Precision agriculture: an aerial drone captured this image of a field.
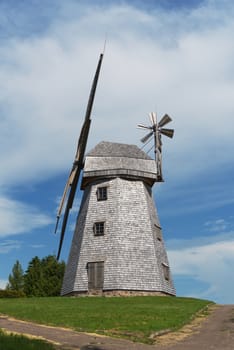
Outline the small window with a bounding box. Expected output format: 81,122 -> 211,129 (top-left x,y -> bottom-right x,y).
162,263 -> 170,281
157,232 -> 162,241
97,187 -> 108,201
154,224 -> 162,241
93,222 -> 105,236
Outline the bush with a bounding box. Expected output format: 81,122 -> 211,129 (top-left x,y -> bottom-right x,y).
0,329 -> 56,349
0,289 -> 26,298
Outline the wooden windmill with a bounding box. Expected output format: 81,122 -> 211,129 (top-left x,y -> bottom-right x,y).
55,54 -> 175,296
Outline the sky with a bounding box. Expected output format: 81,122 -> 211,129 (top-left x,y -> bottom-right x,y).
0,0 -> 233,304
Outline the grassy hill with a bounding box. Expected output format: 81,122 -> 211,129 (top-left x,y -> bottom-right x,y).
0,296 -> 213,344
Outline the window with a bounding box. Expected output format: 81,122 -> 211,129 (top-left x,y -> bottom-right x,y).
154,224 -> 162,241
93,222 -> 105,236
162,263 -> 170,281
97,186 -> 107,201
87,261 -> 104,290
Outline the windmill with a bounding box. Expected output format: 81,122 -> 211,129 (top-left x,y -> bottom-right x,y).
55,53 -> 104,260
55,54 -> 175,297
138,112 -> 174,181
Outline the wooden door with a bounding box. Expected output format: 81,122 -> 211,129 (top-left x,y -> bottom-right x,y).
87,261 -> 104,290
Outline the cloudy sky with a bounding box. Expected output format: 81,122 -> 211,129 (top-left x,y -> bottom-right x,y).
0,0 -> 233,304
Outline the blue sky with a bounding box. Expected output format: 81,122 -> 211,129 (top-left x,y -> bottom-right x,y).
0,0 -> 233,304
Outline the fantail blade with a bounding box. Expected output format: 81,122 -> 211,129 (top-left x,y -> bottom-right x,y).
149,112 -> 157,126
158,114 -> 172,128
160,128 -> 174,138
141,130 -> 154,143
137,124 -> 151,130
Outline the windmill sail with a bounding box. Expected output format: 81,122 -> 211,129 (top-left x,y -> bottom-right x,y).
56,53 -> 104,260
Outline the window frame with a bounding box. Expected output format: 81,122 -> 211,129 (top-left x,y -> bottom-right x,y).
96,186 -> 108,201
162,262 -> 170,281
93,221 -> 105,236
154,224 -> 162,241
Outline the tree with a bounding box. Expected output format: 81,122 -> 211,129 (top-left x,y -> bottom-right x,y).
7,260 -> 24,292
23,256 -> 43,297
40,255 -> 65,296
24,255 -> 65,297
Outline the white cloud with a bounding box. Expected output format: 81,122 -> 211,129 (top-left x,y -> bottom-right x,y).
204,219 -> 228,232
0,239 -> 21,253
0,196 -> 52,237
29,244 -> 45,249
0,0 -> 233,189
0,279 -> 7,289
168,233 -> 234,303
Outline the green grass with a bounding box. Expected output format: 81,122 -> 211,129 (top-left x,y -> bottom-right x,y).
0,296 -> 213,344
0,329 -> 56,350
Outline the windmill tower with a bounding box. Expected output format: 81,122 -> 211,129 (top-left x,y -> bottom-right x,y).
55,54 -> 176,296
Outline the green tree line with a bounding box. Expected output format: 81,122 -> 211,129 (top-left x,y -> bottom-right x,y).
5,256 -> 65,297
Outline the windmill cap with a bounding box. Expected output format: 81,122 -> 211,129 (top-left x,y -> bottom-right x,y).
87,141 -> 153,160
81,141 -> 158,189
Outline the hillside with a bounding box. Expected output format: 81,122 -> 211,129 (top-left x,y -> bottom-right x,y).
0,296 -> 213,344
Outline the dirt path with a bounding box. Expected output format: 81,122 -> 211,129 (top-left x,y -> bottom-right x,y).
0,305 -> 234,350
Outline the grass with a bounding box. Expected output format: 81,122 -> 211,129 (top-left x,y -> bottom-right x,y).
0,329 -> 56,350
0,296 -> 213,344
